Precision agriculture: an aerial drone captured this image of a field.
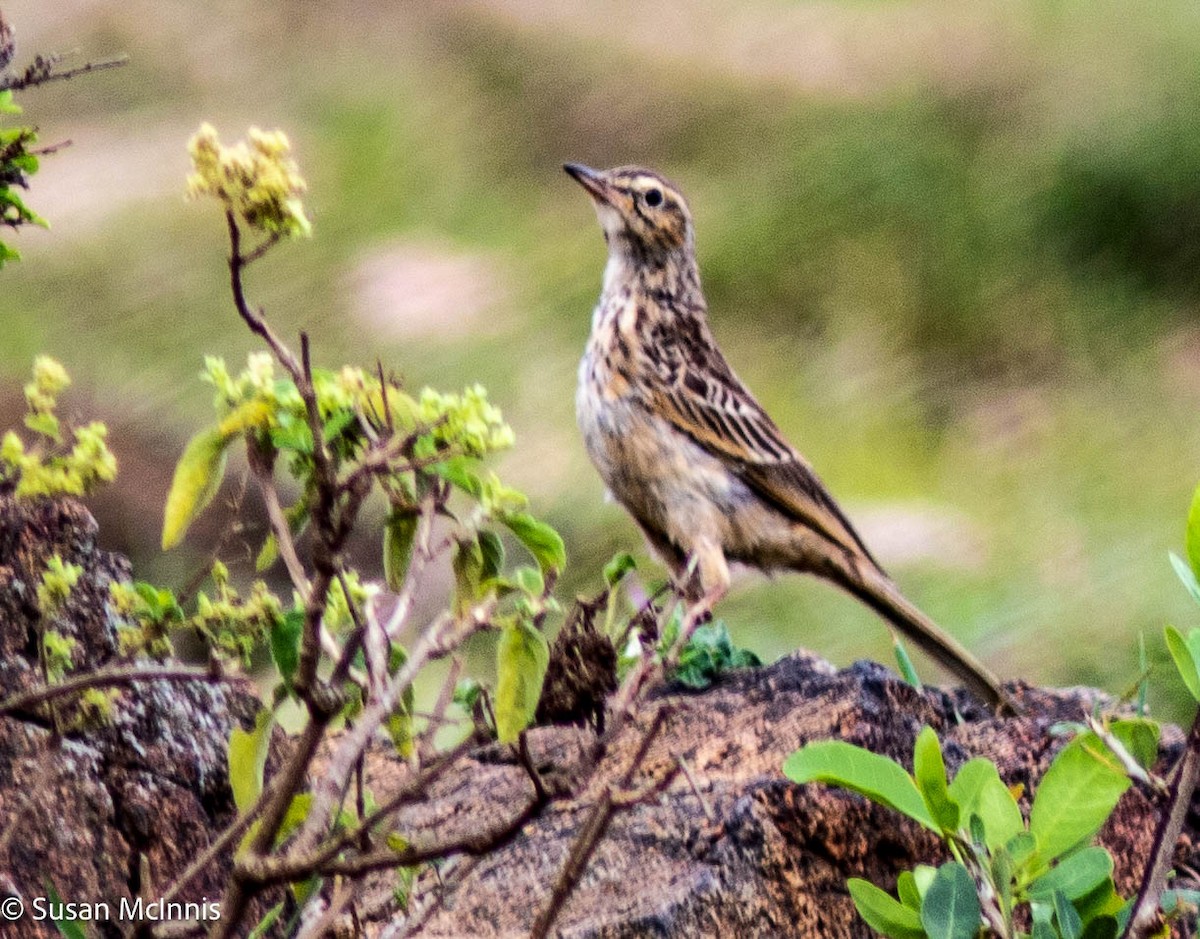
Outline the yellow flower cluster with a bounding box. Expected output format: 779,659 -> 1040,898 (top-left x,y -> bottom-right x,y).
186,123 -> 311,237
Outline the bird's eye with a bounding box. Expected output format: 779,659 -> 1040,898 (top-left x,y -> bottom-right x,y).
643,188 -> 663,208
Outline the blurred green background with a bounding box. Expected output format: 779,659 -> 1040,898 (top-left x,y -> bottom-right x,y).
6,0 -> 1200,717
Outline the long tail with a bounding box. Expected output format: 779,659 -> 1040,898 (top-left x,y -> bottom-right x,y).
833,561 -> 1018,715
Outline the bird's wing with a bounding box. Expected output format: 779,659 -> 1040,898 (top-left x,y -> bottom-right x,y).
642,346 -> 880,567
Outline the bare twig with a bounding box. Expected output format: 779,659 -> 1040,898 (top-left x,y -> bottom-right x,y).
677,756 -> 715,823
0,663 -> 237,717
0,53 -> 128,92
530,707 -> 672,939
1124,707 -> 1200,938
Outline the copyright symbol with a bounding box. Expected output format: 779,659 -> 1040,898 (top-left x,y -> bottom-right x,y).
1,896 -> 22,920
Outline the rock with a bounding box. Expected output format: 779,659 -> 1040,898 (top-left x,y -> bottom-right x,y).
382,657 -> 1196,938
0,496 -> 268,937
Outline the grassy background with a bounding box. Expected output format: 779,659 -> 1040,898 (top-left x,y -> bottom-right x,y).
6,0 -> 1200,717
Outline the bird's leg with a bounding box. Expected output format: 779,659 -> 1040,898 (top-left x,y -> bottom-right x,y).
677,538 -> 729,630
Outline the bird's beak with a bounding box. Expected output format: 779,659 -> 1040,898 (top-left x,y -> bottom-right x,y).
563,162 -> 613,205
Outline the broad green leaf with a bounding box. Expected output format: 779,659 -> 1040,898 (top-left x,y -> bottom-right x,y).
479,530 -> 506,582
431,456 -> 483,497
216,399 -> 273,437
1073,876 -> 1124,923
452,536 -> 484,611
271,609 -> 303,686
494,620 -> 550,743
991,845 -> 1013,921
1030,736 -> 1130,862
920,862 -> 981,939
947,758 -> 1023,851
25,411 -> 60,442
162,427 -> 231,549
1007,830 -> 1039,869
1169,552 -> 1200,605
1186,483 -> 1200,580
514,565 -> 544,597
847,878 -> 926,939
383,511 -> 419,591
228,709 -> 275,813
1079,917 -> 1118,939
275,793 -> 313,847
897,871 -> 922,911
783,741 -> 937,831
0,91 -> 20,114
1109,718 -> 1160,771
1027,847 -> 1113,901
894,637 -> 923,690
1164,624 -> 1200,702
501,511 -> 566,574
913,727 -> 959,832
913,865 -> 938,897
603,551 -> 637,587
1054,889 -> 1083,939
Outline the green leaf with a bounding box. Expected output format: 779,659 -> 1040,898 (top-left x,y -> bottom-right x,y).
783,741 -> 937,831
991,844 -> 1013,921
672,621 -> 761,689
894,637 -> 923,690
1186,483 -> 1200,580
1164,624 -> 1200,702
494,619 -> 550,743
501,511 -> 566,574
216,399 -> 273,437
247,902 -> 285,939
1027,847 -> 1114,902
161,427 -> 231,549
847,878 -> 926,939
431,455 -> 483,496
920,862 -> 981,939
948,758 -> 1023,852
1109,718 -> 1160,771
1054,889 -> 1084,939
1169,552 -> 1200,605
1073,876 -> 1125,923
897,871 -> 923,911
1079,917 -> 1118,939
452,537 -> 484,612
275,792 -> 313,847
1030,736 -> 1130,862
44,879 -> 87,939
383,511 -> 419,591
24,411 -> 61,442
0,91 -> 21,114
604,551 -> 637,587
913,726 -> 959,832
479,529 -> 506,583
271,609 -> 303,686
228,709 -> 275,813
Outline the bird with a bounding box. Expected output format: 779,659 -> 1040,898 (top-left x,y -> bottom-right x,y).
564,161 -> 1015,714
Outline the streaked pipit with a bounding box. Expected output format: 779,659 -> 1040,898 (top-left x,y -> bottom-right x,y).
565,162 -> 1014,713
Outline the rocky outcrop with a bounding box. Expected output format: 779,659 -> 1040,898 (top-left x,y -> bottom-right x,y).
387,658 -> 1195,937
0,496 -> 264,938
1,496 -> 1195,938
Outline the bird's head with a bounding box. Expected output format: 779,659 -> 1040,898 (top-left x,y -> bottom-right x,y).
564,163 -> 693,264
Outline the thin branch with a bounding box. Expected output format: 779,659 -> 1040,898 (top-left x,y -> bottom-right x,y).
677,756 -> 715,823
0,53 -> 129,92
530,707 -> 672,939
1124,707 -> 1200,938
254,469 -> 309,597
0,664 -> 237,717
225,212 -> 301,378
